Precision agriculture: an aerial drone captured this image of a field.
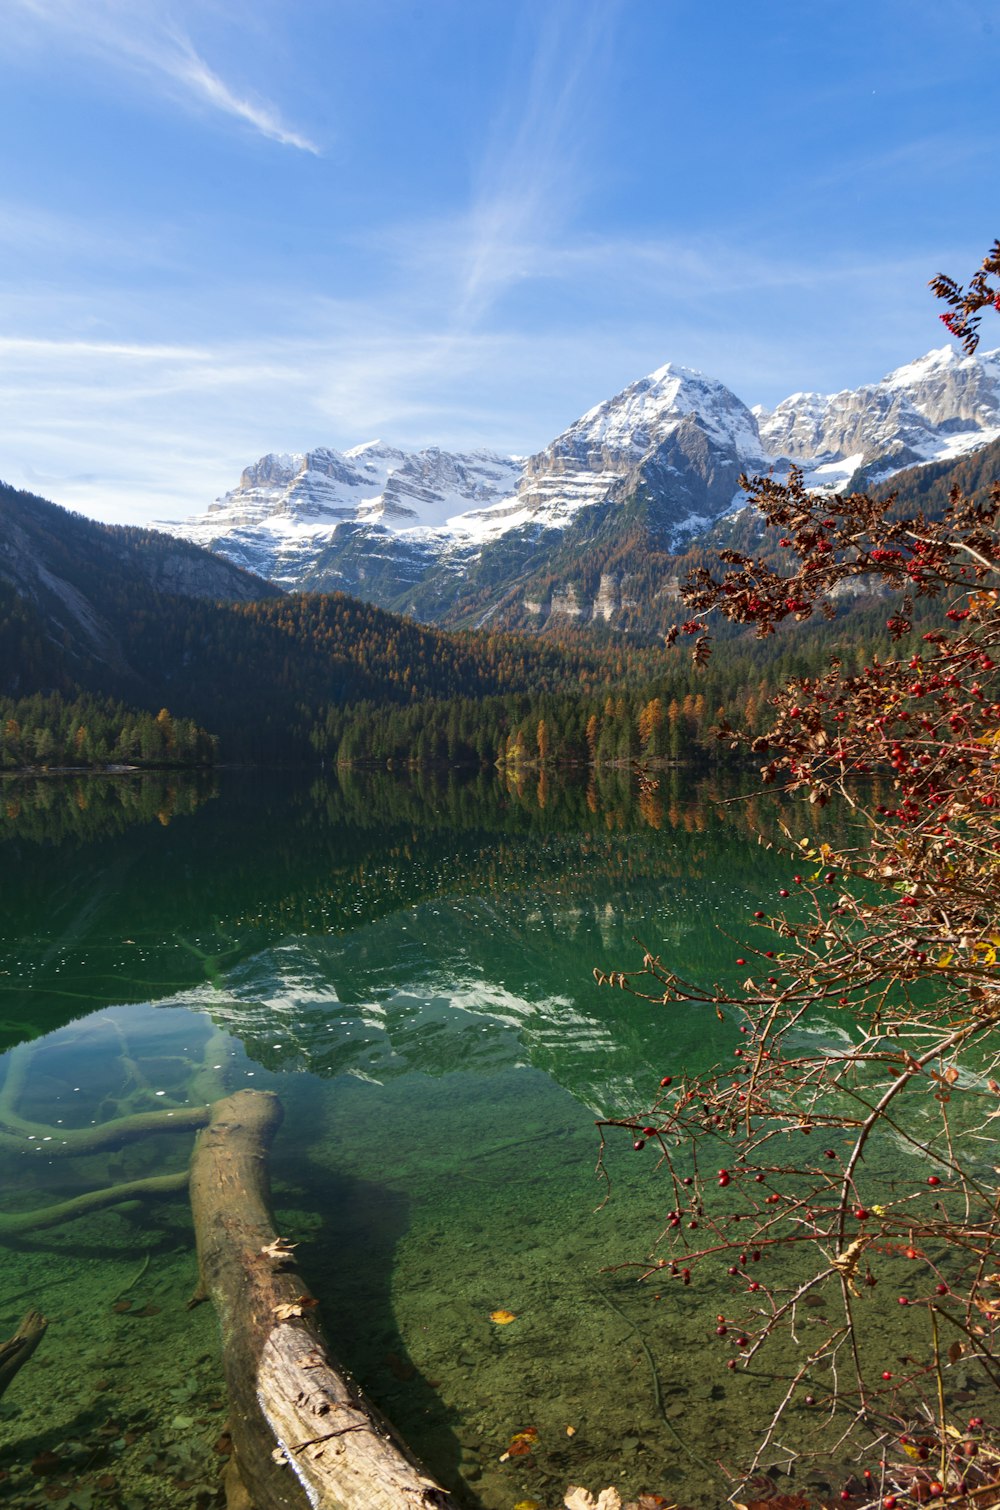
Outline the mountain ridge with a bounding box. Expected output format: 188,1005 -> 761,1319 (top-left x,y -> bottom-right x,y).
154,342 -> 1000,632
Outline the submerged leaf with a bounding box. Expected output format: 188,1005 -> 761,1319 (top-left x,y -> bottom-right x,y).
489,1308 -> 517,1324
500,1427 -> 539,1461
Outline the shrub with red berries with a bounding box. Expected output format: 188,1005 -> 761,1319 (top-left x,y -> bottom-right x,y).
594,243 -> 1000,1510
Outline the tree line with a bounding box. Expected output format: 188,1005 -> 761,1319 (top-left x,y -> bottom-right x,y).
0,692 -> 217,770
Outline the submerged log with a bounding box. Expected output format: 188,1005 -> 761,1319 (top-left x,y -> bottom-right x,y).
0,1309 -> 48,1399
189,1090 -> 458,1510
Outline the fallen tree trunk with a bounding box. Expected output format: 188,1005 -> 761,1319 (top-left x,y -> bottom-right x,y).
0,1309 -> 48,1399
189,1089 -> 458,1510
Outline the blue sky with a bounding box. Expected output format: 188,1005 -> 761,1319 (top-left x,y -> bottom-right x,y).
2,0 -> 999,524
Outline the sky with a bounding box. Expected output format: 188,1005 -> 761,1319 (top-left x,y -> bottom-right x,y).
2,0 -> 999,526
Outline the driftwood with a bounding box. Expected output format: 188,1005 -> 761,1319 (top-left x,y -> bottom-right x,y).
0,1308 -> 48,1399
189,1090 -> 458,1510
1,1031 -> 458,1508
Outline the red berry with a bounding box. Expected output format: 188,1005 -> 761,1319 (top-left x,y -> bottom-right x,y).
633,1139 -> 645,1150
754,910 -> 765,918
897,1296 -> 908,1306
927,1174 -> 941,1186
779,889 -> 790,898
854,1207 -> 869,1220
804,1394 -> 815,1405
935,1283 -> 948,1295
794,875 -> 803,884
718,1173 -> 731,1186
884,1499 -> 898,1509
824,1149 -> 836,1158
716,1324 -> 727,1336
882,1370 -> 892,1380
736,958 -> 746,965
659,1075 -> 672,1087
643,1126 -> 655,1136
726,1357 -> 736,1369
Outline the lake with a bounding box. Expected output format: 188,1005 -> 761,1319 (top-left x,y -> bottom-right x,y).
0,766 -> 878,1510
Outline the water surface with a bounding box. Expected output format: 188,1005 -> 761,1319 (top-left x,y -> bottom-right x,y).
0,767 -> 880,1510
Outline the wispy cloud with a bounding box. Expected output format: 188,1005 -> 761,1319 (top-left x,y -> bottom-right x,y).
8,0 -> 319,152
451,0 -> 622,326
169,43 -> 318,153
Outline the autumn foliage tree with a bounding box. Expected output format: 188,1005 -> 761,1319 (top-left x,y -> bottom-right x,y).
596,247 -> 1000,1510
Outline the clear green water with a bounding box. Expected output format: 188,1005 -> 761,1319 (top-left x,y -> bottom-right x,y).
0,768 -> 941,1510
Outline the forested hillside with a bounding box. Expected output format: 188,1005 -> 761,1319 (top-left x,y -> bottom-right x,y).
3,438 -> 994,769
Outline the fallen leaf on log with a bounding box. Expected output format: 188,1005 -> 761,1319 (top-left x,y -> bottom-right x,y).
272,1296 -> 318,1321
261,1237 -> 298,1261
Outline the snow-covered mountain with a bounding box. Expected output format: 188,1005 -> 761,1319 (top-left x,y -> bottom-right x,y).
171,441 -> 523,587
514,361 -> 770,533
756,346 -> 1000,485
161,345 -> 1000,626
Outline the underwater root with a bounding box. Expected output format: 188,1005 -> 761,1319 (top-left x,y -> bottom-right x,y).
0,1103 -> 211,1158
189,1089 -> 458,1510
0,1170 -> 190,1234
0,1308 -> 48,1399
